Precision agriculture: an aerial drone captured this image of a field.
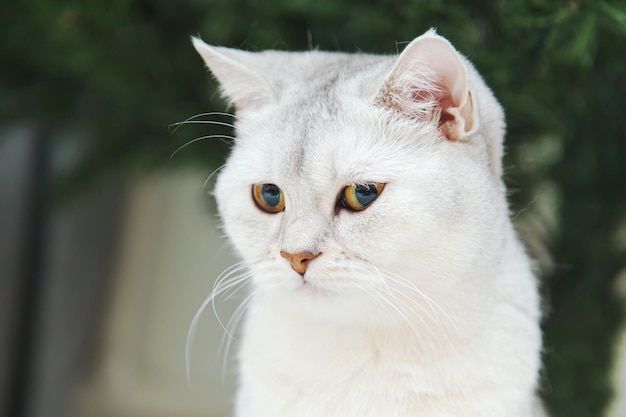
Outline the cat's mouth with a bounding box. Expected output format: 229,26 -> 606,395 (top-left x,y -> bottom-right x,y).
294,278 -> 336,299
287,268 -> 334,296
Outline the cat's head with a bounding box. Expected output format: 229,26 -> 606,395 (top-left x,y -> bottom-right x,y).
194,30 -> 509,323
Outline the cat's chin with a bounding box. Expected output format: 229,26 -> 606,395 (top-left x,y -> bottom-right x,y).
279,274 -> 345,302
293,277 -> 335,298
278,270 -> 371,298
262,274 -> 388,325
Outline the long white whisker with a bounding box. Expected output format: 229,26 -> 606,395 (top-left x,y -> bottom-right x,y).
363,261 -> 438,331
355,282 -> 391,312
170,135 -> 235,159
212,270 -> 252,301
363,261 -> 393,296
169,112 -> 234,134
219,287 -> 263,380
211,272 -> 252,343
343,259 -> 392,309
362,261 -> 456,349
350,257 -> 437,340
221,276 -> 253,302
382,270 -> 460,337
203,164 -> 226,192
210,264 -> 249,301
378,272 -> 442,327
185,262 -> 246,387
367,285 -> 424,337
387,285 -> 453,349
383,286 -> 444,346
170,120 -> 238,132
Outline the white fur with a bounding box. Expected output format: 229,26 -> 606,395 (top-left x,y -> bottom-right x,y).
194,30 -> 544,416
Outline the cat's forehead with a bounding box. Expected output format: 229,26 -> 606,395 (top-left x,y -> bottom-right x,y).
228,51 -> 433,187
261,50 -> 392,99
234,100 -> 418,191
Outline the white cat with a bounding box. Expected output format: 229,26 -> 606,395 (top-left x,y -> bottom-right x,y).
193,29 -> 545,417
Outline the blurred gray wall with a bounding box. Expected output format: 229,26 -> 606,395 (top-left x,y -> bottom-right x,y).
0,125 -> 126,417
1,127 -> 236,417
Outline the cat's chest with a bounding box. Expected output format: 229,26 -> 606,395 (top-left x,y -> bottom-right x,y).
237,300 -> 449,402
238,330 -> 433,417
234,296 -> 538,417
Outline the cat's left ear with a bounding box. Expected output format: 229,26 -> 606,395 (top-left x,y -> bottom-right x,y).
376,30 -> 477,142
192,37 -> 275,111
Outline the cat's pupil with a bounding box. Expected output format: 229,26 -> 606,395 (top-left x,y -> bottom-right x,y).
355,184 -> 378,206
262,184 -> 281,207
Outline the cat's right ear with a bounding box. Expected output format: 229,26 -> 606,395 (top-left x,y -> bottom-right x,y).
375,30 -> 477,142
192,37 -> 275,111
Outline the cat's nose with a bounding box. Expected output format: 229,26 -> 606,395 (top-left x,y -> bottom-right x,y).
280,251 -> 319,275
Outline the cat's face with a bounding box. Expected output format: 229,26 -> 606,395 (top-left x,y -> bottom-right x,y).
196,31 -> 507,322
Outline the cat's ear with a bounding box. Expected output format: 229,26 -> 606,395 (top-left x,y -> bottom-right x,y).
376,30 -> 477,141
192,37 -> 275,110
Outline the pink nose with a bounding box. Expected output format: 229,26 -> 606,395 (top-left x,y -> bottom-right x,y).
280,251 -> 319,275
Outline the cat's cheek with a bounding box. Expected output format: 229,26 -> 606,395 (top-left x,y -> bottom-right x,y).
218,196 -> 279,262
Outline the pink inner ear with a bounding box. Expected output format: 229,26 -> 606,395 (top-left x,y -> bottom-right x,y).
378,35 -> 475,141
411,89 -> 436,101
410,83 -> 464,137
422,49 -> 474,140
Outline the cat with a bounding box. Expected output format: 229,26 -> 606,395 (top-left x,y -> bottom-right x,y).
192,29 -> 545,417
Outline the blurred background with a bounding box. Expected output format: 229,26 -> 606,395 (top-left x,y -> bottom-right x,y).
1,1 -> 625,417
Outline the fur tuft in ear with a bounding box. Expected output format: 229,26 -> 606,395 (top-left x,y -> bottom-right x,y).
192,37 -> 275,111
376,30 -> 477,141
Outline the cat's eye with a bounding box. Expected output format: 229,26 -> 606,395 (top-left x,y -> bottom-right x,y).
339,182 -> 385,211
252,183 -> 285,213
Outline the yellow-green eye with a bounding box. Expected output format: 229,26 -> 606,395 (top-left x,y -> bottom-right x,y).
339,182 -> 385,211
252,183 -> 285,213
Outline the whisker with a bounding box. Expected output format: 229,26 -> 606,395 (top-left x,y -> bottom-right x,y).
203,164 -> 226,192
170,120 -> 238,133
361,261 -> 456,349
355,281 -> 391,312
219,287 -> 265,380
170,135 -> 235,159
185,261 -> 247,387
382,269 -> 460,337
218,272 -> 254,302
386,285 -> 452,350
367,285 -> 424,338
203,262 -> 275,385
385,286 -> 444,346
211,264 -> 249,300
343,262 -> 390,311
387,281 -> 458,350
169,112 -> 235,135
211,272 -> 252,342
350,257 -> 434,339
378,272 -> 442,326
344,263 -> 422,336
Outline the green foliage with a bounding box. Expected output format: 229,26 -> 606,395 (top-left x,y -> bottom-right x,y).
2,1 -> 625,415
